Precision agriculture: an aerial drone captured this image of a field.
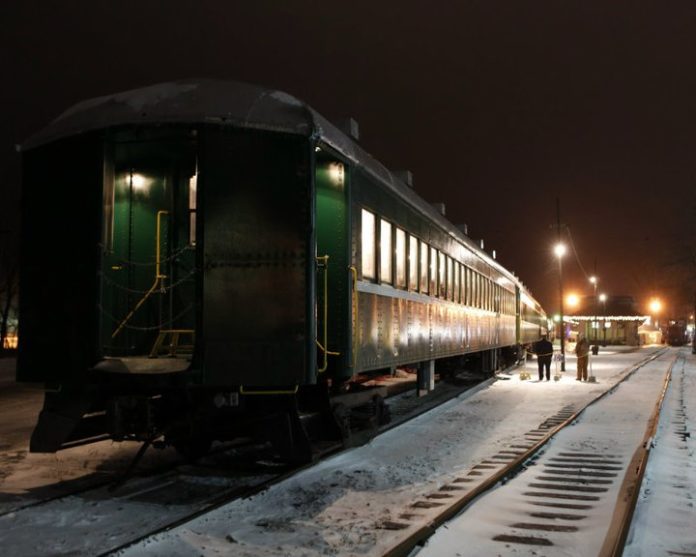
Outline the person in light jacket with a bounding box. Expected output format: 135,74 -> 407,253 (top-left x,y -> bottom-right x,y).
575,333 -> 590,381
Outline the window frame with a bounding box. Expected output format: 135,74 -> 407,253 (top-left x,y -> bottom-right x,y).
379,218 -> 393,285
395,227 -> 407,289
361,209 -> 376,280
408,234 -> 419,291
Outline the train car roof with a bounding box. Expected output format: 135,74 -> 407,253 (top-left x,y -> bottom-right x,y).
22,78 -> 541,306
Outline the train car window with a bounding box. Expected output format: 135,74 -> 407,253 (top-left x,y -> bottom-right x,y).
420,241 -> 429,294
454,262 -> 460,303
189,171 -> 197,245
476,274 -> 481,308
361,209 -> 376,279
467,270 -> 473,306
430,247 -> 438,295
408,234 -> 418,291
464,267 -> 470,305
447,257 -> 454,301
395,227 -> 406,288
102,157 -> 115,250
380,219 -> 393,284
438,251 -> 446,298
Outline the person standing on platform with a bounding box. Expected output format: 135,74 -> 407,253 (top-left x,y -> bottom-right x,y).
575,333 -> 590,381
533,334 -> 554,381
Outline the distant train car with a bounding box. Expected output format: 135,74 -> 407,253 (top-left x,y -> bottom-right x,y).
666,323 -> 687,346
18,80 -> 545,459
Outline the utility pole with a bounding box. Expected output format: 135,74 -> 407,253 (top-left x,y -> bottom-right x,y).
557,199 -> 566,371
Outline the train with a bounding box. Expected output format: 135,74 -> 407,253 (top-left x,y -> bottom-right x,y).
18,79 -> 546,461
666,323 -> 687,346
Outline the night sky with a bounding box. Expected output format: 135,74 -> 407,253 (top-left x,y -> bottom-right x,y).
2,1 -> 696,315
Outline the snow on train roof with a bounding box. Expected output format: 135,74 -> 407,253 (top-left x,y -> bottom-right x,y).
22,78 -> 540,305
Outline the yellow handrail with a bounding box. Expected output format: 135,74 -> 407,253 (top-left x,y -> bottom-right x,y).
349,265 -> 358,368
112,210 -> 169,338
316,255 -> 341,372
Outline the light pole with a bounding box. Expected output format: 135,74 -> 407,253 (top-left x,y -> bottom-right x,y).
554,242 -> 567,371
599,293 -> 607,345
589,276 -> 598,344
649,298 -> 662,342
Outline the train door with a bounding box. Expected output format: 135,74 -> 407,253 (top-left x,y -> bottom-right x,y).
100,135 -> 197,362
315,149 -> 351,380
200,129 -> 312,387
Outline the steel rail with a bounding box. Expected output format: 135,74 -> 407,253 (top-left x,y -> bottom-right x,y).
598,352 -> 676,557
382,347 -> 668,557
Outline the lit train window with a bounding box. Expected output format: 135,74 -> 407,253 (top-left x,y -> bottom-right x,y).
464,268 -> 470,305
454,262 -> 460,303
361,209 -> 376,279
408,235 -> 418,291
430,247 -> 437,295
475,274 -> 481,308
420,241 -> 429,294
438,251 -> 446,298
395,228 -> 406,288
447,257 -> 454,301
380,219 -> 393,284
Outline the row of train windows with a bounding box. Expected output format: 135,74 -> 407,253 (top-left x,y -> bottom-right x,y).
361,209 -> 515,314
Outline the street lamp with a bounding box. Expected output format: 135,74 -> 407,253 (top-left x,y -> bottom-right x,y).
554,242 -> 566,371
589,276 -> 598,343
566,293 -> 580,309
599,293 -> 607,345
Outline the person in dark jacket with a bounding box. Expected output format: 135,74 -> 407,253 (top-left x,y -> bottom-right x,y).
533,334 -> 554,381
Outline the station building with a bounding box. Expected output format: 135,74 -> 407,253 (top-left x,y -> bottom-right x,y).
566,295 -> 648,346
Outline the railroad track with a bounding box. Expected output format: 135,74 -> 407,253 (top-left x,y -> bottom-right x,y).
404,347 -> 674,557
2,348 -> 674,557
0,370 -> 488,556
95,347 -> 668,557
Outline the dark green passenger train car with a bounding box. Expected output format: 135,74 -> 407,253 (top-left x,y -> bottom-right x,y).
18,80 -> 545,458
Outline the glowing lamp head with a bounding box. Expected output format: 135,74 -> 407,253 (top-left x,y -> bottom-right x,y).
130,173 -> 148,190
589,276 -> 597,285
327,162 -> 345,187
553,243 -> 567,258
599,293 -> 607,303
566,293 -> 579,308
649,299 -> 662,314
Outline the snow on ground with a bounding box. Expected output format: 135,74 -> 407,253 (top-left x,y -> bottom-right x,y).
0,355 -> 180,516
111,347 -> 662,557
417,348 -> 675,557
623,349 -> 696,556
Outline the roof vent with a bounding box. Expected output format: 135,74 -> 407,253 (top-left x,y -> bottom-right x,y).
431,202 -> 446,216
394,170 -> 414,188
479,239 -> 485,250
456,223 -> 468,235
337,118 -> 360,141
